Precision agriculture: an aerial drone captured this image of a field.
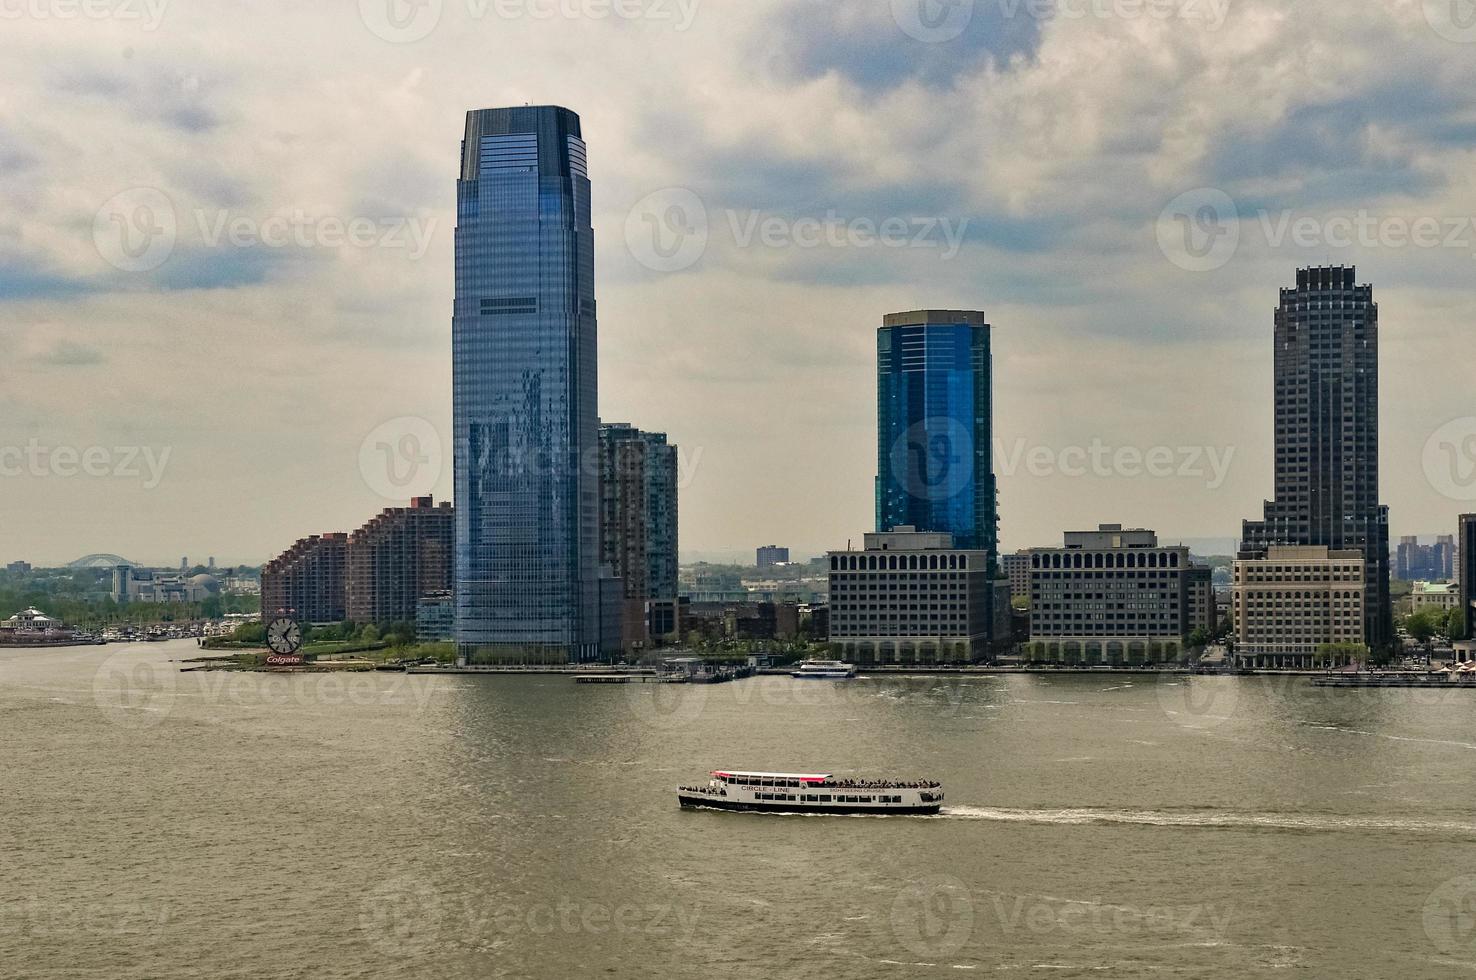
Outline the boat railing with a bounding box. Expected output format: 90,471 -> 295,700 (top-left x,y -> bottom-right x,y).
811,779 -> 941,790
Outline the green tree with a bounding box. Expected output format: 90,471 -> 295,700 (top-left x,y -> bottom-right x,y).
1402,607 -> 1446,646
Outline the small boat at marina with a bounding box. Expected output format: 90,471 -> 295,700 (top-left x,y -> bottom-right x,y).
678,770 -> 943,815
790,659 -> 856,679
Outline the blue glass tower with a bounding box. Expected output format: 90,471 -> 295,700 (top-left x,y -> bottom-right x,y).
876,310 -> 997,575
453,106 -> 601,664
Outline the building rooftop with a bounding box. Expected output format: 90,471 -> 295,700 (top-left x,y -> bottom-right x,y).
882,310 -> 988,328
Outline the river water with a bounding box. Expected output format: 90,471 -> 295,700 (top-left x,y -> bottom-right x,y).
5,639 -> 1476,978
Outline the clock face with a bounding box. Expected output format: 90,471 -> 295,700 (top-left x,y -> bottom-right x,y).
266,617 -> 302,655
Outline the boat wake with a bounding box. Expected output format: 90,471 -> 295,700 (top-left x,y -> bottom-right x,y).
935,805 -> 1476,837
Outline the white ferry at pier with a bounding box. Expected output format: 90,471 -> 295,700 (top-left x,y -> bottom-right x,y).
678,770 -> 943,815
791,660 -> 857,679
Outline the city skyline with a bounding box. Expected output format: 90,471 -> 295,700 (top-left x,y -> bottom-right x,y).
7,3 -> 1476,566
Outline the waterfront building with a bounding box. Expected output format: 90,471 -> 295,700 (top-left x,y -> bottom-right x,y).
261,533 -> 348,623
416,591 -> 455,642
876,311 -> 997,564
599,423 -> 680,649
1240,266 -> 1391,653
1186,564 -> 1217,635
1231,546 -> 1367,668
1026,525 -> 1191,664
346,496 -> 455,626
1461,515 -> 1476,639
827,528 -> 1004,664
2,607 -> 58,631
756,545 -> 790,569
5,561 -> 31,574
1002,550 -> 1031,607
453,105 -> 602,664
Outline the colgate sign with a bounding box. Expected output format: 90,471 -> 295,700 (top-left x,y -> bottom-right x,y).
265,655 -> 304,667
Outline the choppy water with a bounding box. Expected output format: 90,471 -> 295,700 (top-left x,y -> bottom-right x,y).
6,641 -> 1476,978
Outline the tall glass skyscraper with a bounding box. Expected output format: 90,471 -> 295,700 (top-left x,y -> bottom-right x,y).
876,310 -> 998,575
453,106 -> 601,664
1241,266 -> 1391,651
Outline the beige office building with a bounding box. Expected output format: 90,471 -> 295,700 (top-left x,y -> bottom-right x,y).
1232,546 -> 1366,668
827,528 -> 1002,664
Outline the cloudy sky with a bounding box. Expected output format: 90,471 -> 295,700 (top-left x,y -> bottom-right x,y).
4,0 -> 1476,567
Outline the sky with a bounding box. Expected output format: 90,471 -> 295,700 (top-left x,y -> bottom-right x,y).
3,0 -> 1476,567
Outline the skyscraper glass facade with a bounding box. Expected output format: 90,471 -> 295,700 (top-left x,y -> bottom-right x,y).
876,310 -> 997,575
453,106 -> 601,663
1241,266 -> 1391,651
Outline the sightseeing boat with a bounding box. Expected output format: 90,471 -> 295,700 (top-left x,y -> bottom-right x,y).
790,659 -> 857,679
677,770 -> 943,815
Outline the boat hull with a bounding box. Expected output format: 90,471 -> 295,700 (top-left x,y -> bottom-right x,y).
678,794 -> 939,815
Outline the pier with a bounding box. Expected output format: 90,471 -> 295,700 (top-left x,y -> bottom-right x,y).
1310,674 -> 1476,688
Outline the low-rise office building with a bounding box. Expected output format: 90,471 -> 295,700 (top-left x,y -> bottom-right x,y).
827,528 -> 999,664
1231,545 -> 1366,668
1027,525 -> 1190,664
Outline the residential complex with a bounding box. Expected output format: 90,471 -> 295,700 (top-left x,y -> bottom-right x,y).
452,105 -> 605,664
1397,535 -> 1455,582
599,422 -> 681,649
263,498 -> 453,630
346,497 -> 454,626
1025,525 -> 1191,664
1002,551 -> 1031,607
1240,266 -> 1391,652
260,533 -> 349,623
827,528 -> 1004,664
1231,546 -> 1366,668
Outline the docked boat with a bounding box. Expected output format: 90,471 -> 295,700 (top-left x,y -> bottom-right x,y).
677,770 -> 943,815
791,659 -> 857,679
